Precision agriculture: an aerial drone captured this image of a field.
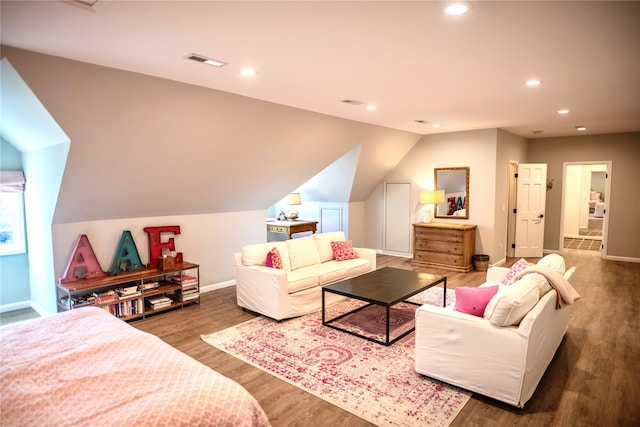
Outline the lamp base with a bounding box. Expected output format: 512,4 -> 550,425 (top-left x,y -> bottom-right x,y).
286,212 -> 298,221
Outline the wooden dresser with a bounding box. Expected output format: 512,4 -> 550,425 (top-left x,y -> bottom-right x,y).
412,223 -> 477,272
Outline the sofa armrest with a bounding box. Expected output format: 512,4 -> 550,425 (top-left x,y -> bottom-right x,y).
486,266 -> 509,283
234,262 -> 290,320
415,304 -> 529,406
354,247 -> 377,271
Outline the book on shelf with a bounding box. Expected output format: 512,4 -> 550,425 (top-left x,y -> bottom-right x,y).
116,285 -> 140,297
170,275 -> 198,285
142,281 -> 160,291
93,290 -> 118,304
147,295 -> 173,309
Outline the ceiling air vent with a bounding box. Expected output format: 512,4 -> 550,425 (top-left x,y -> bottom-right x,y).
185,54 -> 227,68
67,0 -> 108,11
340,99 -> 364,105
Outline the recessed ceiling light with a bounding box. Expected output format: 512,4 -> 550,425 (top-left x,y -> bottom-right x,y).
240,68 -> 257,77
525,79 -> 542,87
558,109 -> 570,114
366,105 -> 377,111
185,53 -> 227,68
444,3 -> 470,16
576,125 -> 586,131
432,123 -> 441,128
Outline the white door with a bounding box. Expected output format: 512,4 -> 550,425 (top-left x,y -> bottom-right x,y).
384,182 -> 411,254
514,164 -> 547,258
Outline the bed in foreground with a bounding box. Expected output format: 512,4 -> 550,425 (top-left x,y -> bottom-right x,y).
0,307 -> 271,427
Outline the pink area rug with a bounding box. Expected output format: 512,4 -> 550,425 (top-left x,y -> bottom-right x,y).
202,287 -> 471,427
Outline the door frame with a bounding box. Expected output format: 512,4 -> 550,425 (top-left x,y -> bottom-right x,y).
559,161 -> 611,258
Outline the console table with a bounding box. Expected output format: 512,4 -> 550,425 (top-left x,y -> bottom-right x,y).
267,220 -> 318,239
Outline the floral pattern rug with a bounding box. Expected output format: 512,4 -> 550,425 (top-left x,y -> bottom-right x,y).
202,286 -> 470,427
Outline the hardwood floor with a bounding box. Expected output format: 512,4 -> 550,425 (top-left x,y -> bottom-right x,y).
132,250 -> 639,427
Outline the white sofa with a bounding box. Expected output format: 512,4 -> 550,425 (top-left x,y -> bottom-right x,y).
415,255 -> 577,408
234,231 -> 376,320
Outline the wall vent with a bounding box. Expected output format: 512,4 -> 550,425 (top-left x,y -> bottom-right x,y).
340,99 -> 364,105
185,53 -> 227,68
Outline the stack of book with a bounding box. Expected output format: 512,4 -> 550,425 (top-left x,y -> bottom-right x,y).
116,285 -> 141,298
93,290 -> 118,304
171,274 -> 199,302
60,294 -> 95,308
142,281 -> 159,292
176,288 -> 199,302
147,296 -> 172,310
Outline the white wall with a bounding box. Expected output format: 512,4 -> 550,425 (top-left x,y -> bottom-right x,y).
52,210 -> 267,299
366,128 -> 501,262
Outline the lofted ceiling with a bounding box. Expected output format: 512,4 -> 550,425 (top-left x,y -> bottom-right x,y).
2,0 -> 639,139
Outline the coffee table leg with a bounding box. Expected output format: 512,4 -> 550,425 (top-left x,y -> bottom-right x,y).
322,289 -> 326,324
386,305 -> 391,345
443,277 -> 447,307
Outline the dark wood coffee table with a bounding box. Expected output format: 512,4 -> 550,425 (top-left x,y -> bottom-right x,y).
322,267 -> 446,346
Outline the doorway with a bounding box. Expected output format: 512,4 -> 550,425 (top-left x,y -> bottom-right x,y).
560,162 -> 611,257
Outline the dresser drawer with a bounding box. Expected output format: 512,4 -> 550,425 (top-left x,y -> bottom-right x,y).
415,239 -> 464,255
414,250 -> 464,268
415,228 -> 464,243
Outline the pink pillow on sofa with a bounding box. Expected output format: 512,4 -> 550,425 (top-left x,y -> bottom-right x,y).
454,285 -> 500,317
265,247 -> 283,269
330,240 -> 358,261
502,258 -> 532,285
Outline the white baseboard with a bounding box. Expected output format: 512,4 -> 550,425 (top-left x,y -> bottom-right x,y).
604,255 -> 640,264
200,279 -> 235,293
0,301 -> 31,314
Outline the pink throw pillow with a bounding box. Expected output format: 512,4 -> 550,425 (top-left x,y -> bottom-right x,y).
330,240 -> 358,262
502,258 -> 532,285
265,247 -> 283,269
454,285 -> 500,317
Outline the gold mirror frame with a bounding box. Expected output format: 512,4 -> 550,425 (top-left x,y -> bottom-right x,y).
434,167 -> 470,219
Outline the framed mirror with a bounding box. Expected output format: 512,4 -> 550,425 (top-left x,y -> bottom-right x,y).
434,167 -> 469,219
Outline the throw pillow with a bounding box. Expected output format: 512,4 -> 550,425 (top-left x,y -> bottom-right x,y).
484,277 -> 540,326
454,285 -> 499,317
330,240 -> 358,261
265,247 -> 283,269
502,258 -> 532,285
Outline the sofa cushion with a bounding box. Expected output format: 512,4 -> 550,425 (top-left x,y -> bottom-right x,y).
454,285 -> 499,317
502,258 -> 532,285
287,236 -> 321,270
266,247 -> 283,269
313,231 -> 345,263
484,276 -> 540,326
242,241 -> 291,271
287,268 -> 320,293
331,240 -> 359,261
315,262 -> 348,286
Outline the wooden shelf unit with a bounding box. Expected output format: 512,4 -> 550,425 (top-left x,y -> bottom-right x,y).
412,223 -> 477,272
56,261 -> 200,321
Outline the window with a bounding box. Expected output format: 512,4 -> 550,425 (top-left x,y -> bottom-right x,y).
0,171 -> 26,256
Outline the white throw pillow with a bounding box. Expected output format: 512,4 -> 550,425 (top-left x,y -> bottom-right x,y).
537,253 -> 566,274
241,241 -> 291,271
313,231 -> 345,263
484,276 -> 540,327
287,236 -> 321,270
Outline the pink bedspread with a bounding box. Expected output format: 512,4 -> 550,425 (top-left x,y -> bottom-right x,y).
0,307 -> 271,427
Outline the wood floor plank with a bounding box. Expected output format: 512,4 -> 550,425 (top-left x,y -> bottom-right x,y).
132,249 -> 640,427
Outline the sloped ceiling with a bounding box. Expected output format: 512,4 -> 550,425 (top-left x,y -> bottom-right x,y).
1,47 -> 419,223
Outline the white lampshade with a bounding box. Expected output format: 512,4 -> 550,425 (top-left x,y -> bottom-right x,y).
286,193 -> 302,205
420,190 -> 444,204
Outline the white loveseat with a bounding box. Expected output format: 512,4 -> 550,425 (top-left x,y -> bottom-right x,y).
234,231 -> 376,320
415,254 -> 577,408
